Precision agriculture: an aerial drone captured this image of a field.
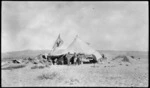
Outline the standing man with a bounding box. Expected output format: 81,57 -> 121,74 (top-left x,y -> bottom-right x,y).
73,53 -> 77,65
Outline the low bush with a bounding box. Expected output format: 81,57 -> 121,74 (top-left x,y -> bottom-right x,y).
31,65 -> 45,69
37,72 -> 58,80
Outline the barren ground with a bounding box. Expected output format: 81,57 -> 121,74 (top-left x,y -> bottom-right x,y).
2,51 -> 148,87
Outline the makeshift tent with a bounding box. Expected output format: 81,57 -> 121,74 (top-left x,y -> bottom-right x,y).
112,55 -> 130,62
52,35 -> 102,61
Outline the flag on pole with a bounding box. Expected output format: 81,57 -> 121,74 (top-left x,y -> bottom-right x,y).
52,34 -> 64,51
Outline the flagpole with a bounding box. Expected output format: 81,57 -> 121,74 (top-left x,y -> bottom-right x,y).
50,35 -> 58,55
51,34 -> 60,51
50,33 -> 63,55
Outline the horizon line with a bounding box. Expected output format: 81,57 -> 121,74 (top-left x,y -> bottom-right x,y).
2,49 -> 148,54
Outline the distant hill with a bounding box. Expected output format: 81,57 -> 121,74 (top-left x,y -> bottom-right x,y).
98,50 -> 148,59
98,50 -> 148,55
1,49 -> 148,62
1,50 -> 51,61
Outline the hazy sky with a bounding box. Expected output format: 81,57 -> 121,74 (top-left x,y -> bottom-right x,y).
2,1 -> 148,52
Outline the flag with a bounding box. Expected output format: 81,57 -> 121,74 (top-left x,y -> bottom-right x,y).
52,34 -> 64,51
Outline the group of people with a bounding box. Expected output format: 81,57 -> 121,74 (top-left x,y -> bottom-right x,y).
42,52 -> 97,65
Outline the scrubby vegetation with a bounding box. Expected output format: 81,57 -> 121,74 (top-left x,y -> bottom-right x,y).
37,72 -> 58,80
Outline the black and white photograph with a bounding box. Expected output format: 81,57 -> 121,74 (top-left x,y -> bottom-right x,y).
1,1 -> 148,87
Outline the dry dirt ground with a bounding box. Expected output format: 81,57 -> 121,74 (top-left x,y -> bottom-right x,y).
2,52 -> 148,87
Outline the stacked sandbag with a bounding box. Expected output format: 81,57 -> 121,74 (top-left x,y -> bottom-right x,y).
21,58 -> 30,64
12,59 -> 20,64
1,61 -> 10,68
30,54 -> 52,69
2,59 -> 26,70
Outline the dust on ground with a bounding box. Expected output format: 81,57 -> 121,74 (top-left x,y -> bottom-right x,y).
2,60 -> 148,87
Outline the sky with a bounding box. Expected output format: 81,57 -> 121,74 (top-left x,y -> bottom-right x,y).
2,1 -> 148,53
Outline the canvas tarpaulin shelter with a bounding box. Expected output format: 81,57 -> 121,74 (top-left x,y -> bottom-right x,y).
51,35 -> 102,61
